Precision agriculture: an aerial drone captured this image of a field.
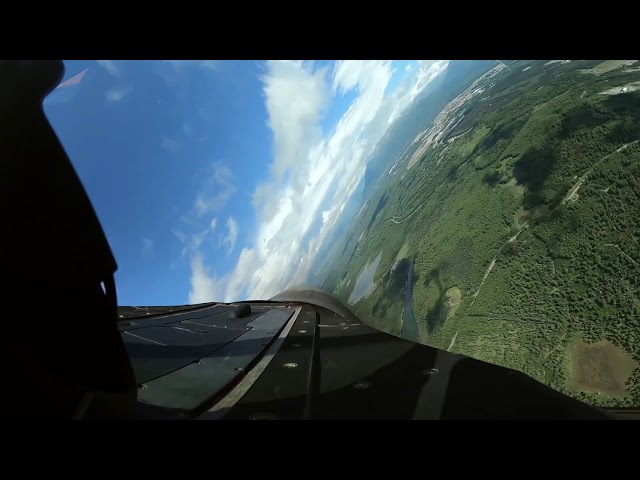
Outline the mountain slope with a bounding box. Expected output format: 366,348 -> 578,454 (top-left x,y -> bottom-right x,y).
362,60 -> 497,199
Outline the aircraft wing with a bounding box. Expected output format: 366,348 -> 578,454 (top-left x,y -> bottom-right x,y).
112,293 -> 613,420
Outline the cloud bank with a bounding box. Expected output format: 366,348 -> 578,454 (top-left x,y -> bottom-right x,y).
188,60 -> 449,303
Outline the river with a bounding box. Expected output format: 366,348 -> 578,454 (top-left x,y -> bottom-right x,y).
401,259 -> 418,342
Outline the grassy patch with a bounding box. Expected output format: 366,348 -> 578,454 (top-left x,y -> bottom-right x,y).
394,242 -> 409,262
580,60 -> 629,75
569,340 -> 637,397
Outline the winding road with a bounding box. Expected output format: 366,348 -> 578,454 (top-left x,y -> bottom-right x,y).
383,181 -> 447,228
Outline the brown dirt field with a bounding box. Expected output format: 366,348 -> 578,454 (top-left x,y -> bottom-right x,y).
569,340 -> 637,397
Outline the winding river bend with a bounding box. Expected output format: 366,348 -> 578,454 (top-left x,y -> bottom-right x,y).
401,259 -> 418,342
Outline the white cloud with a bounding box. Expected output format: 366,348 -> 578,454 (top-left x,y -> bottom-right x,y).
161,137 -> 179,154
332,60 -> 388,97
105,86 -> 132,103
187,60 -> 450,303
405,64 -> 413,72
321,208 -> 333,224
387,60 -> 450,125
188,253 -> 219,304
97,60 -> 121,77
174,216 -> 218,258
142,237 -> 154,259
194,161 -> 236,215
173,162 -> 236,269
223,217 -> 239,254
173,229 -> 192,257
260,61 -> 329,186
191,230 -> 208,251
188,249 -> 259,305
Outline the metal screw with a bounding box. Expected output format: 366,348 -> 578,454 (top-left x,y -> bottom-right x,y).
196,360 -> 202,365
298,330 -> 307,334
235,367 -> 244,372
139,384 -> 148,390
342,327 -> 349,330
339,323 -> 347,326
302,320 -> 310,324
353,382 -> 370,390
283,363 -> 298,369
291,343 -> 303,348
423,368 -> 439,376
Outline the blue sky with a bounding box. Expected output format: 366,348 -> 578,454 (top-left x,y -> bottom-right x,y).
44,60 -> 450,306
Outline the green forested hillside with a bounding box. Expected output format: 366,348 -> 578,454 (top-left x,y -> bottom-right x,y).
322,60 -> 640,407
